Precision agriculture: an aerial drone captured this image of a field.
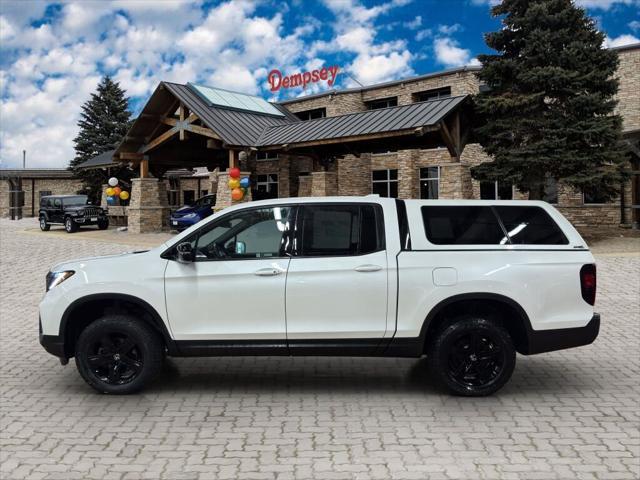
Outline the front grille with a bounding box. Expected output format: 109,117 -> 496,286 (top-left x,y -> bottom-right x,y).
83,207 -> 103,217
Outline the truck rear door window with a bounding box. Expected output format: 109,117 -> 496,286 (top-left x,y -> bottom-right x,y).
299,204 -> 384,256
494,206 -> 568,245
421,206 -> 504,245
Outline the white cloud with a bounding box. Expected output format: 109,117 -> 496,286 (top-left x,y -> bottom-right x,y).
438,24 -> 462,35
433,37 -> 474,67
404,16 -> 422,30
415,29 -> 433,41
628,20 -> 640,31
604,33 -> 640,47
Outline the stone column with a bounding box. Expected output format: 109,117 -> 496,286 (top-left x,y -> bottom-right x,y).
214,170 -> 252,211
127,178 -> 169,234
311,171 -> 338,196
397,149 -> 419,199
298,176 -> 312,197
337,153 -> 371,196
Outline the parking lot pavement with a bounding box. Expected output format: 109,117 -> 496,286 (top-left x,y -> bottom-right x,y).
1,217 -> 639,480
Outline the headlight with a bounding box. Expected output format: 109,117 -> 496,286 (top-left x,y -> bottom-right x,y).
183,213 -> 198,219
46,271 -> 75,291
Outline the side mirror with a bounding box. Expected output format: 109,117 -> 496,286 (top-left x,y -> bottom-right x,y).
176,242 -> 194,263
235,241 -> 246,254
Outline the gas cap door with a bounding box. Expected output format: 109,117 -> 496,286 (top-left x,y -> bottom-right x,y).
433,267 -> 457,286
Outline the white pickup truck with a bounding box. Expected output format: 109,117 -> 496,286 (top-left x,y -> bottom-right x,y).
39,196 -> 599,396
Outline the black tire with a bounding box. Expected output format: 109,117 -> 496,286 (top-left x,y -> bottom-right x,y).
74,315 -> 164,394
39,215 -> 50,231
427,316 -> 515,396
64,216 -> 78,233
97,218 -> 109,230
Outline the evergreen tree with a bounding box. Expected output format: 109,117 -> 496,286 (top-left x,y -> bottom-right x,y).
70,76 -> 132,203
472,0 -> 626,200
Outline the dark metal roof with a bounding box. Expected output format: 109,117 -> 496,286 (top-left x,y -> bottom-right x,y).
0,168 -> 75,179
76,150 -> 117,170
257,95 -> 467,147
162,82 -> 298,146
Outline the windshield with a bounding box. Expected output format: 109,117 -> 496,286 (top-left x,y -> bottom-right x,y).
62,195 -> 89,207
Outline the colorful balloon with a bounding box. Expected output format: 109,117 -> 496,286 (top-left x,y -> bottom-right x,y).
231,188 -> 244,201
228,178 -> 240,189
119,191 -> 130,200
106,196 -> 116,205
113,186 -> 122,195
108,177 -> 118,187
105,187 -> 115,196
229,167 -> 241,179
239,177 -> 250,188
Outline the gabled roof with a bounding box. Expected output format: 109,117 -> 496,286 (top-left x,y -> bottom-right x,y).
257,95 -> 467,147
162,82 -> 298,146
76,150 -> 117,170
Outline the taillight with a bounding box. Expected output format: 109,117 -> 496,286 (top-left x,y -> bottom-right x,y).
580,264 -> 596,306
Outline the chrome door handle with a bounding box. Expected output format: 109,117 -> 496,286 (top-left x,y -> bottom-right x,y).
254,268 -> 283,277
354,264 -> 382,272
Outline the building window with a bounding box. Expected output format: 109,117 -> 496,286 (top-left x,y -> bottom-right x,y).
256,151 -> 279,161
183,190 -> 196,205
480,181 -> 513,200
413,87 -> 451,102
295,108 -> 326,121
366,97 -> 398,110
256,174 -> 278,199
420,167 -> 440,199
39,190 -> 52,199
168,177 -> 180,206
543,177 -> 558,204
583,187 -> 608,204
371,170 -> 398,198
201,189 -> 208,197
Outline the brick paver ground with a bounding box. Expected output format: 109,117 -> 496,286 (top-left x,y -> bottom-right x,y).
1,218 -> 639,480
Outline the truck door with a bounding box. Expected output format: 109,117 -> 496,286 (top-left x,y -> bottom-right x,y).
164,205 -> 294,343
285,203 -> 388,353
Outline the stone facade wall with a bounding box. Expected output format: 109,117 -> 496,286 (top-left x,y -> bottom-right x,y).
298,176 -> 312,197
615,46 -> 640,133
337,153 -> 371,196
0,177 -> 83,218
311,171 -> 338,196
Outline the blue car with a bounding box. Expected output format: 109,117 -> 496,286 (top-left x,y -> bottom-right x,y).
169,194 -> 216,231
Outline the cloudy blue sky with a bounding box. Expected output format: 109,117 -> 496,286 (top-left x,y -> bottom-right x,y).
1,0 -> 638,168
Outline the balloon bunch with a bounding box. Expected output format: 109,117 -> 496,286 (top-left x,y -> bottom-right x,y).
105,177 -> 130,205
228,168 -> 250,202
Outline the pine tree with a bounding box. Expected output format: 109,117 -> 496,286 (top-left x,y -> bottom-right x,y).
70,76 -> 132,203
472,0 -> 627,200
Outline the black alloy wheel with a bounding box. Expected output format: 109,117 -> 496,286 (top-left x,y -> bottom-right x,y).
97,218 -> 109,230
75,315 -> 164,394
86,332 -> 143,385
446,331 -> 505,388
428,316 -> 516,396
39,216 -> 50,231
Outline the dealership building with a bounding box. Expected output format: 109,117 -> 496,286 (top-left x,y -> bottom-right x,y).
2,43 -> 638,234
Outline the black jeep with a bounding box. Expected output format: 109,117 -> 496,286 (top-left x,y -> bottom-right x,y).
39,195 -> 109,233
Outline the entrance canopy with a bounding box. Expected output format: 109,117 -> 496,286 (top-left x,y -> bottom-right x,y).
114,81 -> 472,176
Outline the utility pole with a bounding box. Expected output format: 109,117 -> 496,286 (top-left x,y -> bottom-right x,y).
22,150 -> 26,169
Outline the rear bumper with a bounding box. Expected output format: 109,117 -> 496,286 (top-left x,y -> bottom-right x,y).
525,313 -> 600,355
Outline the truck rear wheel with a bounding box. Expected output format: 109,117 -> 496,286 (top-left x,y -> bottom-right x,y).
427,316 -> 515,396
74,315 -> 164,394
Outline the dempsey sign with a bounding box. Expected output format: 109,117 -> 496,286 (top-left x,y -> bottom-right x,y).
268,66 -> 340,92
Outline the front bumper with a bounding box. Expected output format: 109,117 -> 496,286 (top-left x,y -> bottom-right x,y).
39,315 -> 66,360
525,313 -> 600,355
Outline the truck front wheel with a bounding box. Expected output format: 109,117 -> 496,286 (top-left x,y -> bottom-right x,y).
74,315 -> 164,394
427,316 -> 515,396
